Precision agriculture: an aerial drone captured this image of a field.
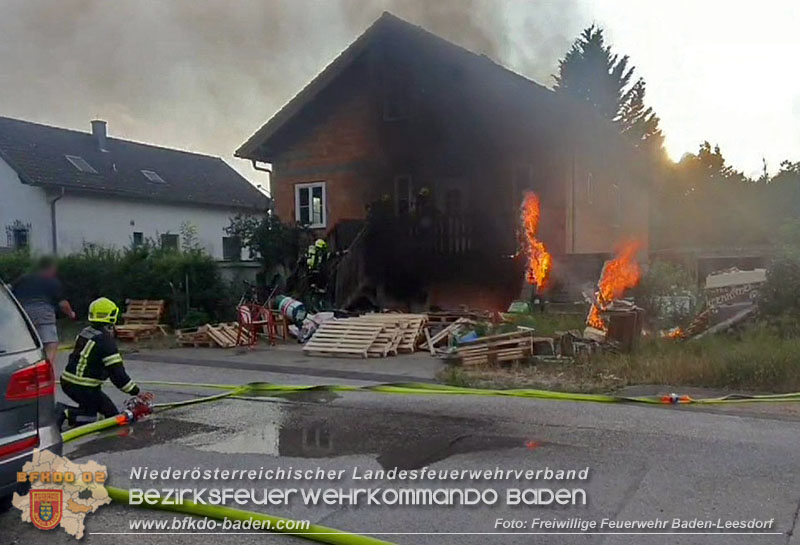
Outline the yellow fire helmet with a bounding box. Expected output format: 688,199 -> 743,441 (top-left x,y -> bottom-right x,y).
88,297 -> 119,324
314,238 -> 328,250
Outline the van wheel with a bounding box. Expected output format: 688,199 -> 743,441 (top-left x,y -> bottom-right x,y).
0,494 -> 12,513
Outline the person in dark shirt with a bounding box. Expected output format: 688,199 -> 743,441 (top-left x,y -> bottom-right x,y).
59,297 -> 149,428
12,255 -> 75,363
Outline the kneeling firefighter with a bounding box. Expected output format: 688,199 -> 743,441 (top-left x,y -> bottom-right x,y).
58,297 -> 153,429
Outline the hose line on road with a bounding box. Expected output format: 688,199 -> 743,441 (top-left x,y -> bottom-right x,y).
62,379 -> 800,444
104,486 -> 397,545
135,379 -> 800,405
61,387 -> 398,544
60,386 -> 249,443
60,380 -> 800,545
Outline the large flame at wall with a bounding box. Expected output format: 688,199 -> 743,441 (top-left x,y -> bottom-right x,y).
587,240 -> 642,331
520,191 -> 552,289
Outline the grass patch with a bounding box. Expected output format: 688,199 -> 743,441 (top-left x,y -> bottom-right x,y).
504,312 -> 585,336
439,325 -> 800,394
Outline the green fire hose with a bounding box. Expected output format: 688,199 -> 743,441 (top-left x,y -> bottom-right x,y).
59,379 -> 800,544
62,379 -> 800,445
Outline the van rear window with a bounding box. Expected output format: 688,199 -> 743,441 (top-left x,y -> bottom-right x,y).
0,285 -> 39,354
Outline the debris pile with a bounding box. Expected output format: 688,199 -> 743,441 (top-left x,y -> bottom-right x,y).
680,267 -> 766,340
421,316 -> 477,354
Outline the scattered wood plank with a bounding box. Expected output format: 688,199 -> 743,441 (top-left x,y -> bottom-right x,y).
175,322 -> 245,348
423,327 -> 436,356
421,318 -> 471,350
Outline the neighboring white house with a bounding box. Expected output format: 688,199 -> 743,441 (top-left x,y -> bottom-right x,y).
0,116 -> 269,259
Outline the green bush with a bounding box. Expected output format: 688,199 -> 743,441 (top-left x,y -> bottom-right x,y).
179,308 -> 212,329
0,250 -> 34,283
59,245 -> 124,315
761,254 -> 800,317
759,220 -> 800,335
0,244 -> 229,326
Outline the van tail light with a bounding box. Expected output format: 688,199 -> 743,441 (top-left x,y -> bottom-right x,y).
5,360 -> 55,401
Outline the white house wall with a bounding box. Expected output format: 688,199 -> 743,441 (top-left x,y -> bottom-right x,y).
0,156 -> 52,253
55,194 -> 247,259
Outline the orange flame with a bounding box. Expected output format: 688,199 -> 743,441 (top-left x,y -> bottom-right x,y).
587,240 -> 642,331
520,192 -> 552,289
666,327 -> 685,339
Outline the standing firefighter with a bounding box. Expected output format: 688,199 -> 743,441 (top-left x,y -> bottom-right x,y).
306,238 -> 330,287
306,239 -> 329,275
58,297 -> 152,428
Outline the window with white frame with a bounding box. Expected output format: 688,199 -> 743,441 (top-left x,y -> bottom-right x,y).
295,182 -> 326,228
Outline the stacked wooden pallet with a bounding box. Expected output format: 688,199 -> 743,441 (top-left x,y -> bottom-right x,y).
353,313 -> 426,353
175,323 -> 244,348
303,313 -> 427,358
115,299 -> 168,341
122,300 -> 165,324
452,330 -> 535,366
115,324 -> 162,342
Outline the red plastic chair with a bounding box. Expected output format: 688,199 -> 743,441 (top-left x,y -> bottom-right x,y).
236,304 -> 272,347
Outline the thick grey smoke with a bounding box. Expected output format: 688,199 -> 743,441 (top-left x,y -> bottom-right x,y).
0,0 -> 580,179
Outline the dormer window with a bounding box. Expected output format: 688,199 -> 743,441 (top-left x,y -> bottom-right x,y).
141,170 -> 166,184
65,155 -> 97,173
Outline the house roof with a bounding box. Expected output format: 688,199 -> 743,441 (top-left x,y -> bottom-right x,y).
0,115 -> 269,210
236,12 -> 574,160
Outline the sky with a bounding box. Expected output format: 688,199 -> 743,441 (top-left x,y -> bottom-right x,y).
0,0 -> 797,185
579,0 -> 800,176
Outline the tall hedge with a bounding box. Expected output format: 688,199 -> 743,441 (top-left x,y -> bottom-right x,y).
0,245 -> 231,326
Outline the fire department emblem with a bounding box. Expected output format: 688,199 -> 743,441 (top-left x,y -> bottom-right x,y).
30,489 -> 63,530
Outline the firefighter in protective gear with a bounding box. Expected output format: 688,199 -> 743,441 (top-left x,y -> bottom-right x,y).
58,297 -> 148,428
306,238 -> 329,272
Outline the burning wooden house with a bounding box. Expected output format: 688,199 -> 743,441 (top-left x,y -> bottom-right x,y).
236,12 -> 650,310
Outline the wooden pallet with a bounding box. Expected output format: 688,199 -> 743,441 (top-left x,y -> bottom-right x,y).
122,299 -> 165,324
367,326 -> 404,357
352,313 -> 427,353
455,330 -> 535,366
303,320 -> 385,358
115,324 -> 160,342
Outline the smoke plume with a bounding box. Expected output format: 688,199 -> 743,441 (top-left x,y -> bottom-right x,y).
0,0 -> 580,179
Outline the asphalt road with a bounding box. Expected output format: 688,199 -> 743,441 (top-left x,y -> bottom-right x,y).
2,353 -> 800,545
